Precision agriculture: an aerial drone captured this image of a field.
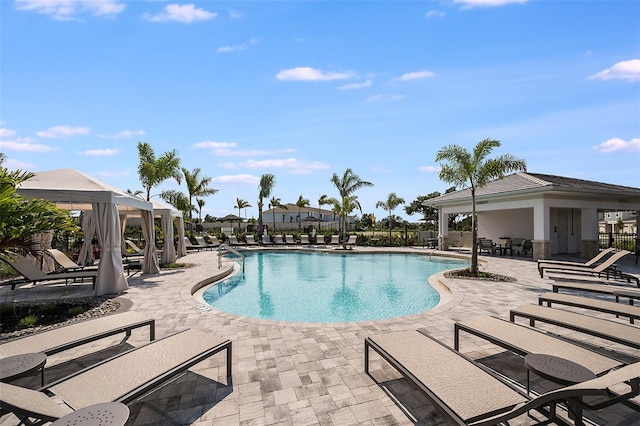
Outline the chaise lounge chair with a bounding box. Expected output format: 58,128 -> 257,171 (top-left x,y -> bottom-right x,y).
510,304 -> 640,349
345,235 -> 357,249
454,316 -> 622,376
329,235 -> 340,245
45,249 -> 97,273
228,235 -> 246,246
273,235 -> 285,246
0,311 -> 155,357
0,328 -> 231,425
245,235 -> 258,246
183,236 -> 201,252
365,330 -> 640,425
285,234 -> 297,245
538,292 -> 640,324
300,235 -> 310,245
537,247 -> 616,273
195,236 -> 217,250
261,235 -> 273,246
538,250 -> 630,279
0,252 -> 97,290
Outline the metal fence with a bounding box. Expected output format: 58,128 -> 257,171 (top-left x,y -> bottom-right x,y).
599,232 -> 637,251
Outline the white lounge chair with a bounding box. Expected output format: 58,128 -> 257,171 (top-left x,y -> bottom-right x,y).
538,250 -> 630,279
538,292 -> 640,324
299,235 -> 310,245
345,235 -> 357,249
195,236 -> 217,250
329,235 -> 340,245
46,249 -> 97,272
365,330 -> 640,425
245,235 -> 258,246
0,329 -> 231,425
285,235 -> 297,245
537,247 -> 616,273
0,311 -> 155,357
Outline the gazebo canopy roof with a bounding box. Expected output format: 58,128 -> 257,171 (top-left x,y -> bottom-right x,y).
18,168 -> 152,212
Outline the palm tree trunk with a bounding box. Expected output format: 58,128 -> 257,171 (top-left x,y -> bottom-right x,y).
470,189 -> 478,274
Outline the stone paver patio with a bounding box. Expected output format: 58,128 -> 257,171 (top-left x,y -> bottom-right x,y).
1,246 -> 639,425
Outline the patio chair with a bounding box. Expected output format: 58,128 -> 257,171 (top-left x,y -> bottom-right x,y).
345,235 -> 357,249
245,235 -> 258,246
0,328 -> 231,425
300,235 -> 310,245
45,249 -> 97,273
365,330 -> 640,425
206,235 -> 222,247
228,235 -> 246,246
454,316 -> 622,376
477,238 -> 497,255
273,235 -> 285,246
510,304 -> 640,349
536,247 -> 616,274
182,236 -> 201,252
261,235 -> 273,246
0,311 -> 155,357
194,236 -> 217,250
538,292 -> 640,324
0,252 -> 97,290
285,235 -> 297,245
538,250 -> 631,279
329,235 -> 340,245
510,239 -> 532,256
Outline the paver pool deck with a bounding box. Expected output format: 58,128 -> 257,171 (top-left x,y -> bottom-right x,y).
1,246 -> 639,425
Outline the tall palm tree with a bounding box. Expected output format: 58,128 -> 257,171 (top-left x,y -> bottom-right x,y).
136,142 -> 182,201
435,138 -> 526,275
196,198 -> 205,223
235,198 -> 251,220
295,194 -> 310,231
257,174 -> 276,236
317,194 -> 329,231
269,197 -> 287,231
160,190 -> 192,218
327,195 -> 362,248
376,193 -> 405,243
182,167 -> 218,232
330,169 -> 374,245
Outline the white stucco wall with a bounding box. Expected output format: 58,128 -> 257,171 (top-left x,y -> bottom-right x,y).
477,208 -> 533,242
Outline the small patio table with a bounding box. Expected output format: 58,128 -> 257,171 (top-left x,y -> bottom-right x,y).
50,402 -> 129,426
0,352 -> 47,387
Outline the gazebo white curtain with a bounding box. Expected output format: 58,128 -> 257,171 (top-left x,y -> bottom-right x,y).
93,202 -> 128,295
176,216 -> 187,257
77,212 -> 96,266
160,214 -> 176,264
141,210 -> 160,273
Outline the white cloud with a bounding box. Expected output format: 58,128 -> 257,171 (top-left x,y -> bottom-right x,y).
217,38 -> 260,53
418,165 -> 441,173
3,158 -> 36,170
0,139 -> 56,152
194,141 -> 296,157
243,158 -> 331,174
338,80 -> 372,90
593,137 -> 640,153
36,125 -> 90,138
15,0 -> 126,20
0,128 -> 16,138
394,70 -> 436,82
80,149 -> 120,156
365,94 -> 405,103
454,0 -> 527,8
588,59 -> 640,82
144,3 -> 217,23
425,10 -> 445,18
98,130 -> 145,139
276,67 -> 355,82
211,174 -> 260,185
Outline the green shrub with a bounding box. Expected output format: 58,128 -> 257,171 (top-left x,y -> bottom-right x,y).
67,306 -> 86,316
18,315 -> 38,328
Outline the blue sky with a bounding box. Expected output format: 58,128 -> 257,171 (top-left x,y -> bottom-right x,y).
1,0 -> 639,221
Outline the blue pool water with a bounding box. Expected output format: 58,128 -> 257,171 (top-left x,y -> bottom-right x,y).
202,251 -> 465,323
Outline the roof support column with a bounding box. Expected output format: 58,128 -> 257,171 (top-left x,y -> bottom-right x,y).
438,209 -> 449,250
532,200 -> 550,260
581,207 -> 599,259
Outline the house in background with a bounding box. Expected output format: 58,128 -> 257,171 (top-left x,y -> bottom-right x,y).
424,172 -> 640,260
600,210 -> 638,234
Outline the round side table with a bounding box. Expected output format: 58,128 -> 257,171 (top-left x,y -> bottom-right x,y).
50,402 -> 129,426
0,353 -> 47,387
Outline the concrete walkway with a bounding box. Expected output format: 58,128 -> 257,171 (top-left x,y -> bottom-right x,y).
1,247 -> 639,425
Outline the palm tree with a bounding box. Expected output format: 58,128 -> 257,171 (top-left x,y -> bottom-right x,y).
435,138 -> 526,275
196,198 -> 205,223
235,198 -> 251,220
330,169 -> 374,245
295,194 -> 310,231
182,167 -> 218,232
269,197 -> 287,232
376,193 -> 405,243
317,194 -> 329,231
257,174 -> 276,236
160,190 -> 192,218
136,142 -> 182,201
327,195 -> 362,248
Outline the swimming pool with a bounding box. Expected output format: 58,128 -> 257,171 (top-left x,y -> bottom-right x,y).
201,251 -> 465,323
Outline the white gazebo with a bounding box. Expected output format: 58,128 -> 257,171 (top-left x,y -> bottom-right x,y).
17,168 -> 158,295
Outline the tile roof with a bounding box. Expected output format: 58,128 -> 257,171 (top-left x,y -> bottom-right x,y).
426,172 -> 640,205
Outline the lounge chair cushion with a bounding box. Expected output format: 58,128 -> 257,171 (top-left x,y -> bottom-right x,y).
367,330 -> 525,422
0,382 -> 73,421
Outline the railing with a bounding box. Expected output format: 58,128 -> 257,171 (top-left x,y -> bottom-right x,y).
428,241 -> 446,259
598,232 -> 637,252
217,244 -> 245,273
